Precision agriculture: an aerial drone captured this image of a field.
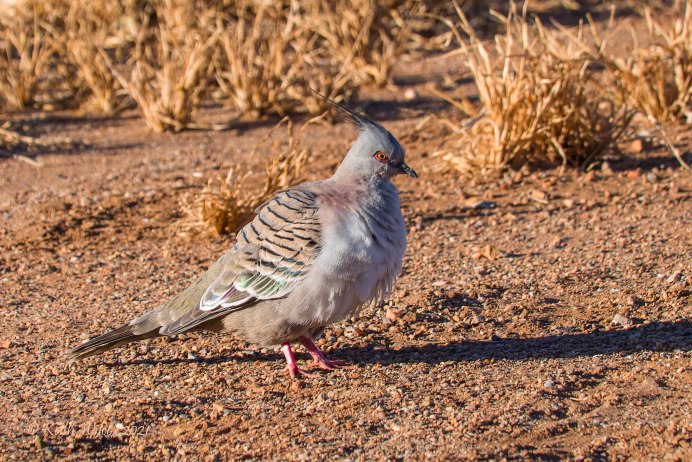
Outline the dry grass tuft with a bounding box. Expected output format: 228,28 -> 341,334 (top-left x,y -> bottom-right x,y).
0,2 -> 54,109
213,0 -> 415,117
563,2 -> 692,123
62,3 -> 127,114
0,0 -> 420,127
178,116 -> 308,236
435,1 -> 633,176
214,0 -> 318,117
105,2 -> 222,132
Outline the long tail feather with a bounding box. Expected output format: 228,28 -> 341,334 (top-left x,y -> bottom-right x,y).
65,324 -> 154,361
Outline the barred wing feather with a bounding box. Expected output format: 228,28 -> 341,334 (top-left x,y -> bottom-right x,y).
159,189 -> 321,335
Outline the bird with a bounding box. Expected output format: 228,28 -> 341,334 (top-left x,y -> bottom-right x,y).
66,100 -> 417,379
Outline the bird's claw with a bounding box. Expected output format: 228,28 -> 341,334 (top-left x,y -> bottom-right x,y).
287,364 -> 314,379
311,358 -> 348,370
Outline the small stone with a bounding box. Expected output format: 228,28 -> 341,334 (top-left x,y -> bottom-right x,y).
290,381 -> 305,392
470,313 -> 485,325
529,189 -> 549,204
611,313 -> 632,327
403,88 -> 418,100
466,200 -> 496,210
385,308 -> 403,321
75,393 -> 85,403
212,403 -> 225,415
544,379 -> 555,388
627,138 -> 644,153
80,220 -> 97,230
666,270 -> 682,284
475,245 -> 499,261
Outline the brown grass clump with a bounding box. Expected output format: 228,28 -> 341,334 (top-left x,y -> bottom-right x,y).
0,0 -> 418,128
565,2 -> 692,123
106,2 -> 221,132
213,0 -> 415,117
0,2 -> 54,109
179,117 -> 308,236
214,1 -> 317,117
62,3 -> 127,114
435,1 -> 633,175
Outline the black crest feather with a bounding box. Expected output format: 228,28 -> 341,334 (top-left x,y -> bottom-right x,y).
308,88 -> 382,134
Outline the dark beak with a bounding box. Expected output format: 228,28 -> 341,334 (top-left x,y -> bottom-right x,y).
399,162 -> 418,179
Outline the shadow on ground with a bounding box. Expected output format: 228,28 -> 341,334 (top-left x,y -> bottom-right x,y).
344,320 -> 692,365
98,320 -> 691,369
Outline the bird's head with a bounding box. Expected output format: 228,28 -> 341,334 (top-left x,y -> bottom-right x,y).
340,112 -> 417,182
316,92 -> 417,182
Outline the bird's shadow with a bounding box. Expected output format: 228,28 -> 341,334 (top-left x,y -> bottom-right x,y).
98,320 -> 691,369
338,320 -> 691,365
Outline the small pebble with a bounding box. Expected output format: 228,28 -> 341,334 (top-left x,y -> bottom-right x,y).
611,313 -> 632,327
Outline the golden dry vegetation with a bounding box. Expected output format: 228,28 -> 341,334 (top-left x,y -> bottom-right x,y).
177,116 -> 308,235
1,0 -> 690,232
0,0 -> 422,126
431,2 -> 634,175
429,0 -> 691,176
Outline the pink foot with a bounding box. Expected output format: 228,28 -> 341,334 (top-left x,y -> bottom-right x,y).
281,342 -> 312,379
299,336 -> 348,371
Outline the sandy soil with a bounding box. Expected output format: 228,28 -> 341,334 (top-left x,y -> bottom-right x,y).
1,50 -> 691,462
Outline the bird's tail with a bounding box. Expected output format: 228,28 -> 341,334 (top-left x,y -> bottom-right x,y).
66,254 -> 228,362
65,324 -> 157,361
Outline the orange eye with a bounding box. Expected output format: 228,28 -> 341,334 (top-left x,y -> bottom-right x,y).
374,151 -> 389,163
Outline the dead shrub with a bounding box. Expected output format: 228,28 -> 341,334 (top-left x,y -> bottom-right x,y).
564,2 -> 692,122
178,117 -> 308,236
213,0 -> 318,117
61,3 -> 128,114
0,2 -> 55,109
104,1 -> 221,132
213,0 -> 415,117
0,0 -> 418,127
434,1 -> 633,176
298,0 -> 417,113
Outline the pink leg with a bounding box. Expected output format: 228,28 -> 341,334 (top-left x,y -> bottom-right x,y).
281,342 -> 312,379
299,336 -> 348,370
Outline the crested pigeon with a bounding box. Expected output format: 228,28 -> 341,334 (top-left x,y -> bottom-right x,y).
67,102 -> 417,378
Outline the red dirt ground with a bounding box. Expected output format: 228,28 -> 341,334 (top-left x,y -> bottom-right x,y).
1,41 -> 691,462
